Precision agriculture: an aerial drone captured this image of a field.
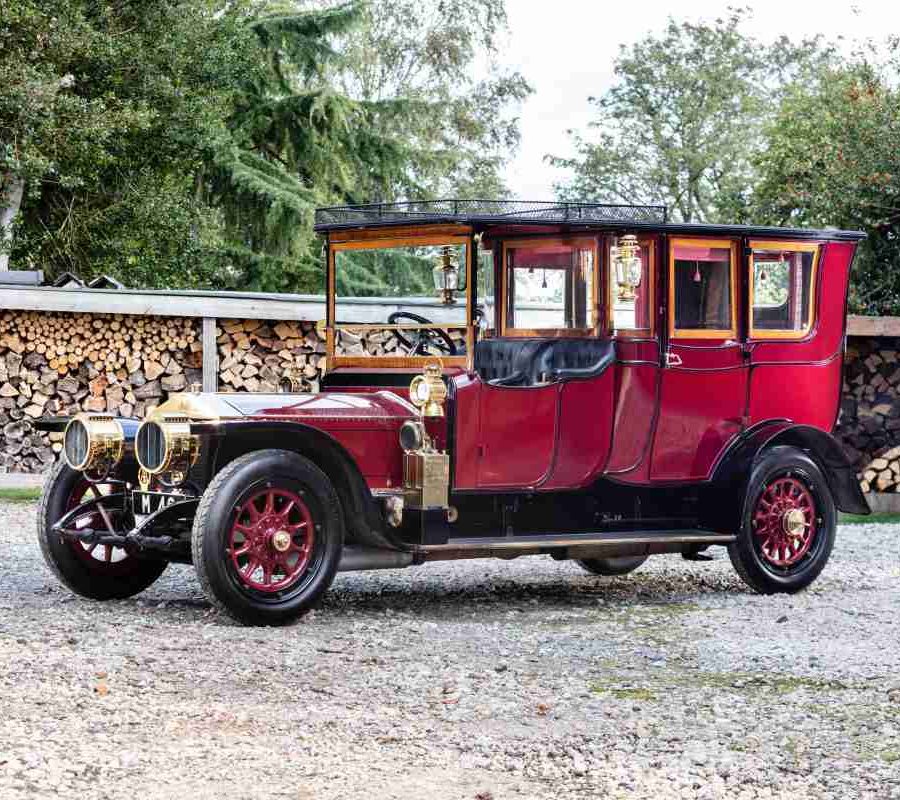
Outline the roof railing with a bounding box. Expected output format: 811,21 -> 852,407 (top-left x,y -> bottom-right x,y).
315,199 -> 668,228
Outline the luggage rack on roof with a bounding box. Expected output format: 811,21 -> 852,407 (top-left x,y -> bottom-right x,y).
314,199 -> 668,229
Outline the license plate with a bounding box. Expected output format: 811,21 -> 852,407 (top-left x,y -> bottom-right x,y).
132,491 -> 181,516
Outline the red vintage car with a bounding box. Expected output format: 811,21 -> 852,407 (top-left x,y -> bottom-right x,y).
37,201 -> 869,624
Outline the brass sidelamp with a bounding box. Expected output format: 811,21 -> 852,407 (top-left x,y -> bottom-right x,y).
402,360 -> 450,510
613,234 -> 642,301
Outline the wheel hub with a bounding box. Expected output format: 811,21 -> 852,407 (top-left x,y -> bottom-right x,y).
752,475 -> 817,568
227,488 -> 315,593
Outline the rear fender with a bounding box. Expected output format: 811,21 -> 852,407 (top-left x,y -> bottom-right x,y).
706,421 -> 869,530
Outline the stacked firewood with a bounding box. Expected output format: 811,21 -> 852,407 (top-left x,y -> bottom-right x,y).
0,312 -> 200,472
336,326 -> 466,357
216,319 -> 325,393
836,337 -> 900,492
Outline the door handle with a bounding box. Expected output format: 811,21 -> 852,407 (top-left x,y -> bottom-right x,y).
664,352 -> 683,367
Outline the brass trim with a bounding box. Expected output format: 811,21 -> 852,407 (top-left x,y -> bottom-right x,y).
748,240 -> 821,341
62,414 -> 125,474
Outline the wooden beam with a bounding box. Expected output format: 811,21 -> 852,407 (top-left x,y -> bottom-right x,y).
202,317 -> 218,393
848,315 -> 900,337
0,286 -> 325,321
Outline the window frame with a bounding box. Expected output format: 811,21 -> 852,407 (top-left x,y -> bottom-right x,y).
500,236 -> 600,338
748,240 -> 820,342
607,236 -> 656,338
668,237 -> 738,340
327,230 -> 472,368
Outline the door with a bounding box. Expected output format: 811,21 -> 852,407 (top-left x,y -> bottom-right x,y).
651,238 -> 748,481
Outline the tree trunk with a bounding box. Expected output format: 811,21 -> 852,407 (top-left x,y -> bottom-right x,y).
1,173 -> 25,271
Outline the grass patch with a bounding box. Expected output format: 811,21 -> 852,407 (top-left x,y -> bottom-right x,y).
0,487 -> 41,503
882,750 -> 900,764
840,512 -> 900,525
591,685 -> 657,701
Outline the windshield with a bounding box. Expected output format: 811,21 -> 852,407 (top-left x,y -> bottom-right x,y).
330,237 -> 470,361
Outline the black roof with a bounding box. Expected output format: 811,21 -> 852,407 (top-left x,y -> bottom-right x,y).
314,199 -> 865,241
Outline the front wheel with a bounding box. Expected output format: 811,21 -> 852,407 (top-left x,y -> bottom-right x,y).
191,450 -> 343,625
37,460 -> 167,600
728,446 -> 836,594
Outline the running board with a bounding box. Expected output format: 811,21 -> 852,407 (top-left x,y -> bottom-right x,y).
421,529 -> 734,555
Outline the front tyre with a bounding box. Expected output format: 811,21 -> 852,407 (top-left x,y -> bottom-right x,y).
191,450 -> 343,625
37,460 -> 167,600
728,446 -> 836,594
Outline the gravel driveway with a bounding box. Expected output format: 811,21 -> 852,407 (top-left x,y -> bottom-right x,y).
0,499 -> 898,800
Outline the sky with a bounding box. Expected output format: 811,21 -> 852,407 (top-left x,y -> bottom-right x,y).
500,0 -> 900,200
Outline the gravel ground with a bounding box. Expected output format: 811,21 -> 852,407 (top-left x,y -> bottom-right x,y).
0,500 -> 898,800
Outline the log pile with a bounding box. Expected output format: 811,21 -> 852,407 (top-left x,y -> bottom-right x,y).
336,326 -> 466,357
216,319 -> 325,392
835,337 -> 900,492
0,312 -> 200,473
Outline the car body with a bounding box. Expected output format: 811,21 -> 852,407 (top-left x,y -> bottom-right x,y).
37,200 -> 869,624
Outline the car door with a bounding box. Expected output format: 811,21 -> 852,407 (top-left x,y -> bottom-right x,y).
651,237 -> 748,481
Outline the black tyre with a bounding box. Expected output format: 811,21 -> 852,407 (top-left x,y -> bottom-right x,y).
728,446 -> 836,594
191,449 -> 343,625
37,460 -> 167,600
576,555 -> 648,576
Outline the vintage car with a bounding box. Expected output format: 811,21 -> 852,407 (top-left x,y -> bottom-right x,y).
36,200 -> 869,624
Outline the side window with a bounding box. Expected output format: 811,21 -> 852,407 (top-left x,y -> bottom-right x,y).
750,242 -> 818,339
610,237 -> 654,333
503,239 -> 596,333
670,239 -> 736,338
476,241 -> 496,332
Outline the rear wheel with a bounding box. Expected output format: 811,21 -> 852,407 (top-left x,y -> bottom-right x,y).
728,446 -> 836,594
576,555 -> 647,576
37,460 -> 167,599
191,450 -> 343,625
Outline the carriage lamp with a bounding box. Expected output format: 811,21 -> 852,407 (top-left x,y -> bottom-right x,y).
408,360 -> 447,418
63,414 -> 125,475
433,246 -> 463,305
613,235 -> 642,301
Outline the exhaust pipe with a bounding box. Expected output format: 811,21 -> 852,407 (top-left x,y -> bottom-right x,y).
337,547 -> 414,572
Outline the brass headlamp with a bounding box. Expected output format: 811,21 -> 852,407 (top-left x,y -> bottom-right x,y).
135,415 -> 199,478
408,360 -> 447,417
62,414 -> 125,474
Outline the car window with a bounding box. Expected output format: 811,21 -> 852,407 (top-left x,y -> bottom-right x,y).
671,240 -> 735,338
750,243 -> 818,339
504,240 -> 596,333
610,237 -> 654,333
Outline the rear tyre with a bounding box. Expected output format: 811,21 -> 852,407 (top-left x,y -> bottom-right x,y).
576,555 -> 647,576
37,460 -> 167,600
191,449 -> 343,625
728,446 -> 836,594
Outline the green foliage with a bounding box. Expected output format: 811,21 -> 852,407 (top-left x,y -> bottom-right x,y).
0,0 -> 528,293
550,10 -> 831,223
750,63 -> 900,315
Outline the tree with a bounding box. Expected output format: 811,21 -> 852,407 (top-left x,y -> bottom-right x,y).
332,0 -> 532,200
549,10 -> 830,223
751,61 -> 900,315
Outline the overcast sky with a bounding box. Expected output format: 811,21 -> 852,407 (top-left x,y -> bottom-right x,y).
500,0 -> 900,200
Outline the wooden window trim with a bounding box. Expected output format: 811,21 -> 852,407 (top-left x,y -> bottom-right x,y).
669,237 -> 738,341
607,238 -> 656,339
326,233 -> 473,370
748,240 -> 820,342
500,236 -> 600,338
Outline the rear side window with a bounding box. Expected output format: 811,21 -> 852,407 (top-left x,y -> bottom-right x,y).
670,239 -> 736,338
750,242 -> 818,339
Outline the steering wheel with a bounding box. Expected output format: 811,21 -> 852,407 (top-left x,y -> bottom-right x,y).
387,312 -> 457,356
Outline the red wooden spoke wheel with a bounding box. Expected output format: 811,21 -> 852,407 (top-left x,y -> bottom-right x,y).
65,479 -> 136,574
227,487 -> 315,593
751,475 -> 817,568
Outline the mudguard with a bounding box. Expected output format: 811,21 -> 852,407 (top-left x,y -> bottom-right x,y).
706,421 -> 869,530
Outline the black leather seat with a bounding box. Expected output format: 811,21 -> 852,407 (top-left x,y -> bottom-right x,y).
474,338 -> 615,386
